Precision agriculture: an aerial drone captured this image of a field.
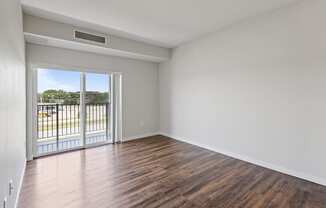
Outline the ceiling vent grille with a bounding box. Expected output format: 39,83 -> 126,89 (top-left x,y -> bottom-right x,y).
74,30 -> 108,45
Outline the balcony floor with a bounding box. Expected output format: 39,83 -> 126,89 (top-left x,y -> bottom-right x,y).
37,131 -> 111,155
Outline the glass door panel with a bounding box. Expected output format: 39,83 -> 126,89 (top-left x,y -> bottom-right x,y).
85,73 -> 111,145
37,68 -> 82,155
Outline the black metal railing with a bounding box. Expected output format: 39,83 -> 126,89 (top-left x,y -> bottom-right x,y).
86,103 -> 109,133
37,103 -> 109,140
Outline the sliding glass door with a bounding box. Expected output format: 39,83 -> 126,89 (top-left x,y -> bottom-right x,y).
85,72 -> 112,146
36,68 -> 112,156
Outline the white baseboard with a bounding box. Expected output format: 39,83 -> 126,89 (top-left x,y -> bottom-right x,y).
159,132 -> 326,187
123,132 -> 159,142
15,159 -> 27,208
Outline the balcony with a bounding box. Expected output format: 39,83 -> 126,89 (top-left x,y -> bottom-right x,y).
37,103 -> 111,155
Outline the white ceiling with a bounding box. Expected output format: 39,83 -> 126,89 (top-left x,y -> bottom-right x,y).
21,0 -> 300,48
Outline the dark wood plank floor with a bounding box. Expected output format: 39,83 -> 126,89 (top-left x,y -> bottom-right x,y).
18,135 -> 326,208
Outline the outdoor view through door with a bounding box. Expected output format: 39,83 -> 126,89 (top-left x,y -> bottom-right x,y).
85,72 -> 111,145
37,68 -> 112,156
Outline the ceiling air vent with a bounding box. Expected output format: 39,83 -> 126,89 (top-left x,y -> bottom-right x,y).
74,30 -> 108,45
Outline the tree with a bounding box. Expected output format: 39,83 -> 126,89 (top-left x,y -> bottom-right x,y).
39,89 -> 108,104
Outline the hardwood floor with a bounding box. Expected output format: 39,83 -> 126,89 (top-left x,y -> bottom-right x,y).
18,135 -> 326,208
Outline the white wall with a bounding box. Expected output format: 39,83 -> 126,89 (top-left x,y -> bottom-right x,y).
0,0 -> 26,207
26,43 -> 159,159
159,0 -> 326,186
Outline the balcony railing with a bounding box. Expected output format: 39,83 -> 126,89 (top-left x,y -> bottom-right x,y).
37,103 -> 110,154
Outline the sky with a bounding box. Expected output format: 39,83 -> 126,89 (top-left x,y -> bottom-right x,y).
38,68 -> 109,93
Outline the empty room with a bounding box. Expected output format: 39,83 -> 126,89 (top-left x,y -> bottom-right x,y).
1,0 -> 326,207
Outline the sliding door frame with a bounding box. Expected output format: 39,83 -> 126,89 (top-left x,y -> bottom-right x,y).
83,72 -> 114,148
80,73 -> 86,147
28,64 -> 122,159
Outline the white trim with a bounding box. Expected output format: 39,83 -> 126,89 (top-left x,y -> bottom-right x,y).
32,68 -> 38,157
159,132 -> 326,187
123,133 -> 159,142
112,73 -> 123,143
109,74 -> 114,143
14,159 -> 26,208
118,74 -> 123,142
31,63 -> 115,75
